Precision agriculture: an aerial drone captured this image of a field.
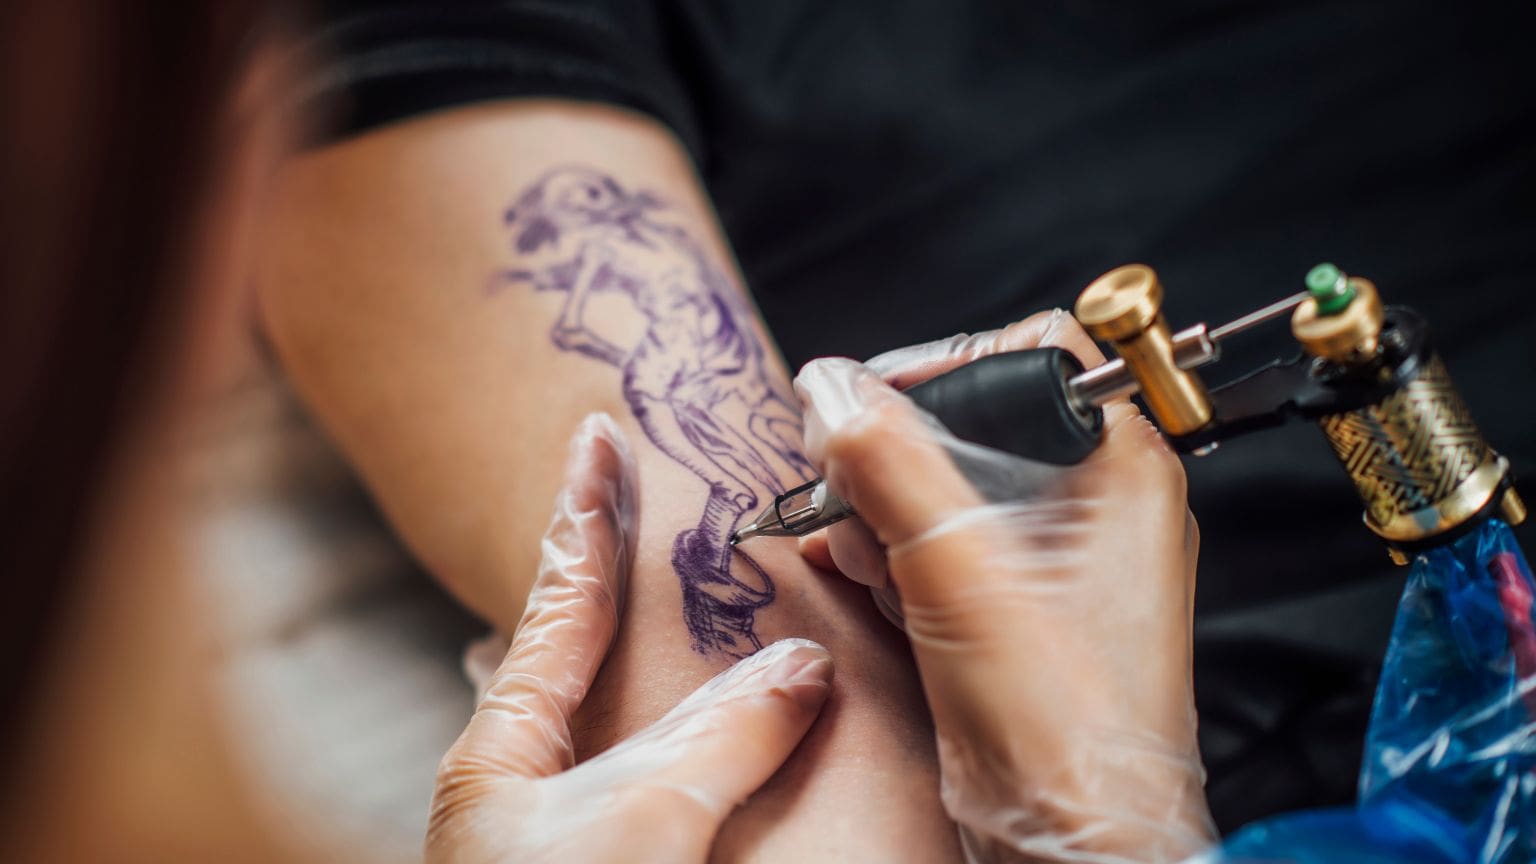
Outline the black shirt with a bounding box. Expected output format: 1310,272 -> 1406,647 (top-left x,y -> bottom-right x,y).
302,0 -> 1536,830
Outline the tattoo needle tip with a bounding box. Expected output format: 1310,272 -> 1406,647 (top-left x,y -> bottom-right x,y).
729,522 -> 761,545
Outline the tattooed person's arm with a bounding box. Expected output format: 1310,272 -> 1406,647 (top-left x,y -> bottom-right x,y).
257,101 -> 962,861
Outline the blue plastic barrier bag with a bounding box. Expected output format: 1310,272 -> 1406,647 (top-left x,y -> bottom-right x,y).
1208,520 -> 1535,863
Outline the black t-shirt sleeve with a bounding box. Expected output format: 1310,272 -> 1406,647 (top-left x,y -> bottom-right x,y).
298,0 -> 703,160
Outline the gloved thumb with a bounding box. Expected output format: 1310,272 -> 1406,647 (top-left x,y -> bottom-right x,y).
583,639 -> 833,842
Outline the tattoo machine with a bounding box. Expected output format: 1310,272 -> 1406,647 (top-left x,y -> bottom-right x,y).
732,263 -> 1524,562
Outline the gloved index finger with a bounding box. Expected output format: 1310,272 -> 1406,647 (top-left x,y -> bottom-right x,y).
448,413 -> 636,779
798,358 -> 985,550
799,358 -> 1073,610
868,308 -> 1108,390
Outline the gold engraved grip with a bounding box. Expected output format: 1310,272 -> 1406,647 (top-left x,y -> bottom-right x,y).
1320,355 -> 1506,543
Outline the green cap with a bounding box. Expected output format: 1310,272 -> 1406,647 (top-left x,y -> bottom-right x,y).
1306,262 -> 1355,316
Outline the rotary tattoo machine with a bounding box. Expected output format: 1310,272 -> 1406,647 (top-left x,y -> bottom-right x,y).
731,262 -> 1525,561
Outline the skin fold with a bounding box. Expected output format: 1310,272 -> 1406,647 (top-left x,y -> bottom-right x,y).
258,101 -> 962,861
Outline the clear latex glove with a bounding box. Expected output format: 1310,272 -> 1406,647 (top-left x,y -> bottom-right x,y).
793,313 -> 1216,864
799,309 -> 1091,599
427,413 -> 834,864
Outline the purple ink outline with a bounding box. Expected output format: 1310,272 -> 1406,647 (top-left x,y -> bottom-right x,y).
493,166 -> 813,656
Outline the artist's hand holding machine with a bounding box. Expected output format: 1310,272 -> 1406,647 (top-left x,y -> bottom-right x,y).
770,262 -> 1530,863
433,263 -> 1531,862
793,314 -> 1217,863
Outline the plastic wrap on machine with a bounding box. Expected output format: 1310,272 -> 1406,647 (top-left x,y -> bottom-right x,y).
1207,520 -> 1535,863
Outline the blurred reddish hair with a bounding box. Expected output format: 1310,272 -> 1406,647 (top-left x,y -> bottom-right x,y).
0,1 -> 273,760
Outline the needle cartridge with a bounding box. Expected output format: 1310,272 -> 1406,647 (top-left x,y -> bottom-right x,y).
730,479 -> 854,545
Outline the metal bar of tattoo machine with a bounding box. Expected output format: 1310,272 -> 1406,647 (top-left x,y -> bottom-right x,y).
731,294 -> 1306,546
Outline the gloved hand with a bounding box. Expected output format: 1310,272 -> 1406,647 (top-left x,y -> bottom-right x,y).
427,413 -> 834,864
795,310 -> 1216,864
799,310 -> 1092,614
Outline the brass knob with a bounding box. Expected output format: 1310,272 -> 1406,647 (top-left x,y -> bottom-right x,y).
1075,264 -> 1213,436
1291,264 -> 1385,363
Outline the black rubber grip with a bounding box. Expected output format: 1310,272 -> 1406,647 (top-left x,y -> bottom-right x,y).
904,347 -> 1103,465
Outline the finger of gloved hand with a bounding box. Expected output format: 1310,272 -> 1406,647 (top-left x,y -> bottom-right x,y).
798,519 -> 892,592
575,639 -> 833,833
800,312 -> 1109,599
796,356 -> 1071,612
867,308 -> 1108,389
824,517 -> 889,588
1079,401 -> 1193,594
870,583 -> 906,628
445,412 -> 637,780
799,530 -> 905,625
797,358 -> 984,553
462,633 -> 512,698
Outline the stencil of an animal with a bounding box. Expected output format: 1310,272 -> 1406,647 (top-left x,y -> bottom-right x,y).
496,166 -> 811,514
494,166 -> 814,655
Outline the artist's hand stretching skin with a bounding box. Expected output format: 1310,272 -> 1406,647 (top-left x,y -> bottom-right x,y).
428,414 -> 835,863
259,102 -> 959,861
795,318 -> 1217,863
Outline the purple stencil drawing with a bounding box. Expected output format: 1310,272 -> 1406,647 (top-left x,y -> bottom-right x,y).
492,166 -> 814,657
